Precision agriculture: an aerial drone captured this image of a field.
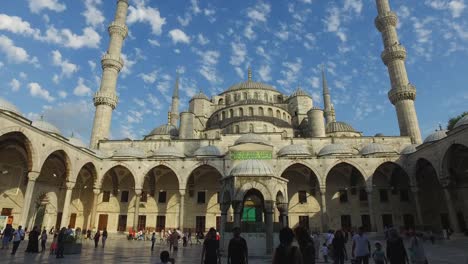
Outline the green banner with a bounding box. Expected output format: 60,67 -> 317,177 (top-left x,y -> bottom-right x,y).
231,151 -> 272,160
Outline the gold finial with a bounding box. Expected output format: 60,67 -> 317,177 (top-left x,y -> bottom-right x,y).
248,67 -> 252,81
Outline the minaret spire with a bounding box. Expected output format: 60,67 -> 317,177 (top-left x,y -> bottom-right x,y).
322,65 -> 334,124
248,67 -> 252,81
375,0 -> 422,143
169,73 -> 180,127
90,0 -> 129,148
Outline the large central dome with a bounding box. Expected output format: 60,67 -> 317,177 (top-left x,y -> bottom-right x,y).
224,80 -> 277,93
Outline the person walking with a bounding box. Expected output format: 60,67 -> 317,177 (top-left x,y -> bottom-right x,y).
188,229 -> 192,246
408,232 -> 427,264
372,242 -> 387,264
25,226 -> 39,253
352,227 -> 371,264
1,224 -> 13,249
386,229 -> 408,264
321,243 -> 329,263
11,226 -> 24,255
40,229 -> 48,252
56,227 -> 66,258
227,227 -> 248,264
102,229 -> 108,248
50,233 -> 58,255
295,226 -> 315,264
272,227 -> 303,264
332,230 -> 347,264
201,228 -> 219,264
94,230 -> 101,248
151,232 -> 156,251
312,232 -> 321,261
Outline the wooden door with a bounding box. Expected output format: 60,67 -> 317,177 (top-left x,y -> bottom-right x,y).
69,213 -> 77,228
55,212 -> 63,229
98,214 -> 108,231
137,215 -> 146,231
117,215 -> 127,232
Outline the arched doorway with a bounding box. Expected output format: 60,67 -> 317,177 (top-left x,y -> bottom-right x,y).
241,189 -> 264,232
372,162 -> 413,231
70,162 -> 97,229
326,163 -> 367,232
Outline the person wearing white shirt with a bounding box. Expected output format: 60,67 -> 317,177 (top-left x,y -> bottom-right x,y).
11,226 -> 24,255
352,227 -> 371,264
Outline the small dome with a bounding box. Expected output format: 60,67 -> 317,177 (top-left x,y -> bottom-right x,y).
360,143 -> 396,156
318,144 -> 357,156
0,97 -> 22,116
193,145 -> 222,157
113,147 -> 146,158
424,130 -> 447,143
226,80 -> 277,93
152,146 -> 185,158
278,144 -> 312,157
230,160 -> 274,177
400,144 -> 419,155
191,91 -> 210,101
234,133 -> 270,146
326,121 -> 356,133
32,119 -> 61,135
68,136 -> 86,148
148,124 -> 179,137
454,115 -> 468,129
289,88 -> 311,98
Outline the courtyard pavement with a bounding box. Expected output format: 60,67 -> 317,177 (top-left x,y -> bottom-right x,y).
0,235 -> 467,263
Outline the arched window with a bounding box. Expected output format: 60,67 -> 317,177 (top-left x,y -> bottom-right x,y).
264,93 -> 268,102
239,108 -> 244,117
229,109 -> 234,118
254,92 -> 259,100
235,94 -> 239,101
282,112 -> 286,120
249,107 -> 254,116
259,107 -> 264,116
234,125 -> 240,133
268,108 -> 273,117
249,124 -> 254,132
243,92 -> 248,100
276,110 -> 281,118
222,111 -> 226,120
226,95 -> 231,104
218,98 -> 224,105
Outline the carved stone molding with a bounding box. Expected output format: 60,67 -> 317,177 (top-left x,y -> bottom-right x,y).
381,45 -> 407,65
388,84 -> 416,105
108,22 -> 128,39
101,54 -> 124,72
93,91 -> 119,109
375,11 -> 398,32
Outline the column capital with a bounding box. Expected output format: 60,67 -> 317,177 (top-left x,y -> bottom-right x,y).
28,171 -> 40,181
264,201 -> 275,213
365,186 -> 373,193
65,181 -> 76,190
134,188 -> 142,195
220,202 -> 230,213
93,188 -> 101,195
179,189 -> 186,196
319,186 -> 326,195
276,202 -> 288,214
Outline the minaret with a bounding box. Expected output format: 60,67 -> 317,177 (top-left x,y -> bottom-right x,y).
90,0 -> 129,148
322,66 -> 335,125
169,74 -> 180,127
375,0 -> 422,144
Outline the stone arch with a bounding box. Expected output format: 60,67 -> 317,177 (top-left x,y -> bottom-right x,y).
29,191 -> 59,229
440,143 -> 468,184
0,129 -> 36,172
370,161 -> 411,190
278,162 -> 322,186
70,162 -> 98,228
141,162 -> 182,189
39,148 -> 72,181
99,162 -> 139,188
235,181 -> 272,201
324,160 -> 367,184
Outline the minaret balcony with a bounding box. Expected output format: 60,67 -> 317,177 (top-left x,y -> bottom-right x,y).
101,54 -> 124,72
375,11 -> 398,32
108,21 -> 128,38
381,45 -> 406,65
93,92 -> 119,109
388,84 -> 416,105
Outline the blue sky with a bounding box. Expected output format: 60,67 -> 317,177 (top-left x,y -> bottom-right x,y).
1,0 -> 467,144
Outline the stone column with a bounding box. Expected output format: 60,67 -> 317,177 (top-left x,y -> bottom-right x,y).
277,202 -> 289,228
60,181 -> 75,228
133,189 -> 142,231
178,190 -> 185,230
366,187 -> 376,232
89,188 -> 100,230
410,186 -> 424,226
219,202 -> 230,252
442,187 -> 460,232
20,171 -> 39,228
232,201 -> 242,228
320,186 -> 328,232
264,201 -> 274,255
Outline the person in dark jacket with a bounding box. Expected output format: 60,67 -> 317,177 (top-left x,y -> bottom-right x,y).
332,230 -> 347,264
295,226 -> 315,264
56,227 -> 66,258
227,227 -> 248,264
386,229 -> 408,264
25,226 -> 39,253
94,230 -> 101,248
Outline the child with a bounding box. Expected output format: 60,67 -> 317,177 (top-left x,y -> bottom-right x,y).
49,233 -> 58,255
372,242 -> 387,264
321,243 -> 329,263
159,250 -> 175,264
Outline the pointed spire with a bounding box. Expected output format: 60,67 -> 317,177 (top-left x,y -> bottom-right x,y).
248,67 -> 252,81
322,64 -> 329,95
173,73 -> 179,98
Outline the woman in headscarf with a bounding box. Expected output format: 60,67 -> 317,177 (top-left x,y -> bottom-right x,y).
386,228 -> 408,264
294,226 -> 315,264
201,228 -> 219,264
25,226 -> 40,253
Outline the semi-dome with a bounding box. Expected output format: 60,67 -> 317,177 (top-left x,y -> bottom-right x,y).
400,144 -> 419,155
318,144 -> 357,156
326,121 -> 356,133
424,130 -> 447,143
360,143 -> 396,156
151,146 -> 185,158
0,97 -> 22,116
68,136 -> 86,148
148,124 -> 179,137
193,145 -> 223,157
278,144 -> 312,157
113,146 -> 146,158
32,119 -> 61,135
230,159 -> 274,177
454,115 -> 468,129
234,133 -> 270,146
191,91 -> 210,101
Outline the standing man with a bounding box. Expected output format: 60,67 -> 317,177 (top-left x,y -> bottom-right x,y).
227,227 -> 248,264
11,226 -> 24,255
1,224 -> 13,249
102,229 -> 108,248
352,227 -> 371,264
151,232 -> 156,251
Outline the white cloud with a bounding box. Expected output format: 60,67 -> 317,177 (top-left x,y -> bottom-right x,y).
168,29 -> 190,44
230,41 -> 247,66
425,0 -> 466,18
0,35 -> 37,64
39,26 -> 101,49
247,2 -> 271,22
139,70 -> 158,84
196,49 -> 221,84
28,0 -> 66,13
197,34 -> 210,45
310,77 -> 320,89
258,65 -> 272,82
73,78 -> 92,96
58,91 -> 67,98
120,53 -> 137,77
128,0 -> 166,35
51,50 -> 78,78
191,0 -> 202,15
344,0 -> 363,14
19,72 -> 27,79
9,78 -> 20,92
0,14 -> 38,35
148,39 -> 160,46
277,58 -> 302,88
82,0 -> 105,28
324,7 -> 347,42
88,60 -> 96,71
28,82 -> 55,102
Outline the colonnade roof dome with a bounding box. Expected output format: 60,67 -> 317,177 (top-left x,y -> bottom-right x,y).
360,143 -> 396,156
318,143 -> 357,156
32,119 -> 61,135
454,115 -> 468,129
230,159 -> 274,177
68,136 -> 87,148
423,130 -> 447,143
234,133 -> 271,146
400,144 -> 419,155
113,146 -> 146,158
278,144 -> 312,157
193,145 -> 223,157
148,124 -> 179,137
191,91 -> 210,101
326,121 -> 356,133
0,97 -> 22,116
152,146 -> 185,158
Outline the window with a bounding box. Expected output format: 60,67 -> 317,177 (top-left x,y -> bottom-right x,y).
156,216 -> 166,232
222,111 -> 226,120
243,92 -> 248,99
158,191 -> 167,203
234,125 -> 240,133
103,191 -> 111,202
339,190 -> 348,203
400,189 -> 409,202
254,92 -> 259,99
117,214 -> 127,231
197,191 -> 206,204
137,215 -> 146,231
239,108 -> 244,117
276,110 -> 281,118
298,191 -> 307,204
341,215 -> 352,229
249,124 -> 254,132
229,109 -> 234,118
379,189 -> 389,202
249,107 -> 254,116
1,208 -> 12,216
140,191 -> 148,203
120,191 -> 129,203
359,189 -> 368,201
361,215 -> 371,232
299,216 -> 309,229
282,113 -> 286,120
259,107 -> 264,116
196,216 -> 206,232
268,108 -> 273,117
